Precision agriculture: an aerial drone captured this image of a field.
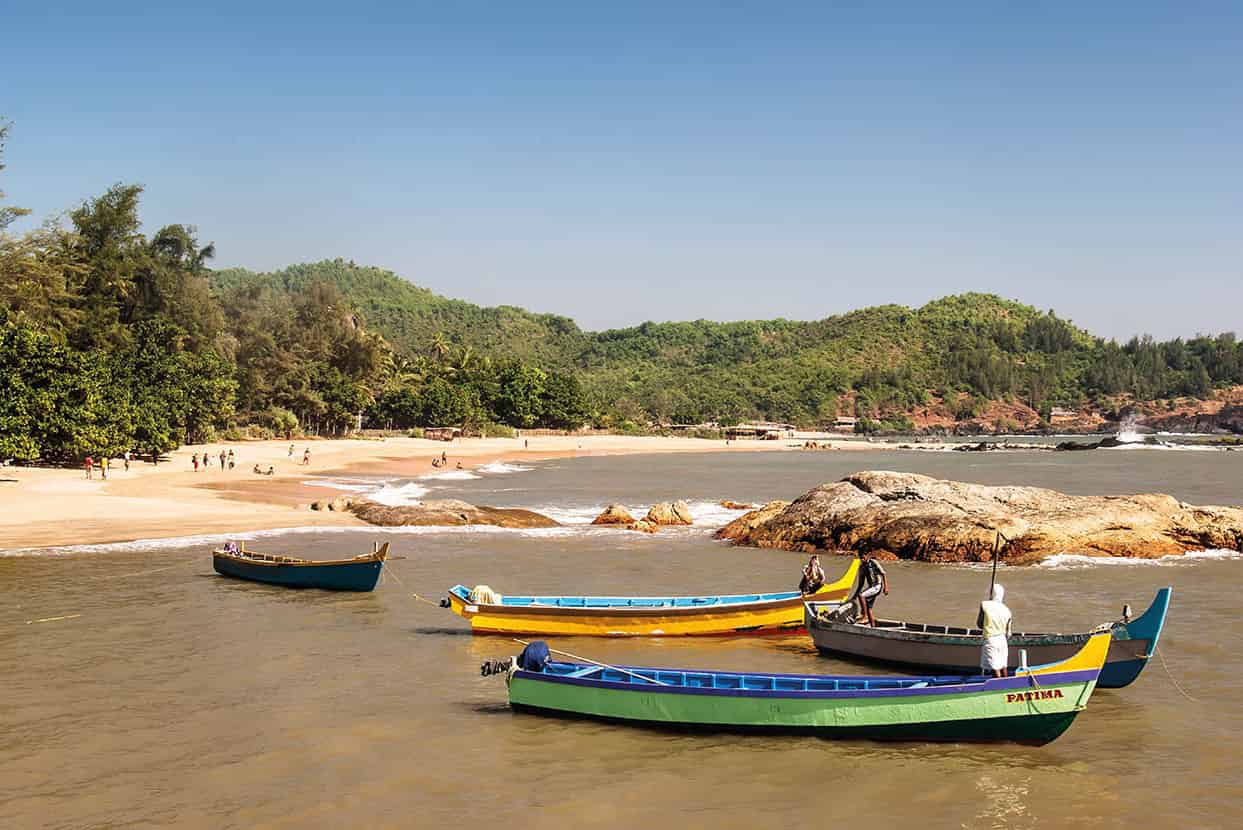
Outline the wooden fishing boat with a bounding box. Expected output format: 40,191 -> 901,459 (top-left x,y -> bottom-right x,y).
212,541 -> 389,591
805,587 -> 1171,689
443,559 -> 859,636
492,632 -> 1110,744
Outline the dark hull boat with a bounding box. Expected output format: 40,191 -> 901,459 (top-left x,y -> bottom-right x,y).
805,588 -> 1171,689
212,542 -> 389,591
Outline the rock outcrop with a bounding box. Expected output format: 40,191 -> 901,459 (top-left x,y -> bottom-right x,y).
719,500 -> 757,510
350,499 -> 559,529
644,500 -> 693,526
592,504 -> 636,525
715,500 -> 790,544
715,471 -> 1243,563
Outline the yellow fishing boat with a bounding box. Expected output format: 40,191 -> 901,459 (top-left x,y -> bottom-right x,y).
442,559 -> 859,636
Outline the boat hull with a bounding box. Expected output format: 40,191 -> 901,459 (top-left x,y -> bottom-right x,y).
212,553 -> 384,591
505,633 -> 1108,745
449,560 -> 859,636
806,588 -> 1171,689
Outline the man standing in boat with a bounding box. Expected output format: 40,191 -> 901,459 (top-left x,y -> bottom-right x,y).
977,584 -> 1013,677
852,550 -> 888,626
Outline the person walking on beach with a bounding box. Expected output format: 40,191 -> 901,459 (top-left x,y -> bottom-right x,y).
302,447 -> 311,466
192,455 -> 200,472
977,584 -> 1013,678
85,456 -> 93,479
100,456 -> 108,480
227,449 -> 235,469
288,443 -> 295,458
219,449 -> 227,470
123,450 -> 131,471
852,550 -> 888,627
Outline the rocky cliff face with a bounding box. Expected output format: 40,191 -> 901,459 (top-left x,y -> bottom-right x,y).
715,471 -> 1243,563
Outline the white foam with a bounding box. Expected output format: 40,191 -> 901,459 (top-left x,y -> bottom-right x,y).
529,500 -> 750,529
0,521 -> 659,557
1036,549 -> 1243,569
368,482 -> 433,506
477,461 -> 534,474
301,478 -> 386,493
417,470 -> 482,481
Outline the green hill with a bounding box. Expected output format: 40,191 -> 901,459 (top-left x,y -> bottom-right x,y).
210,260 -> 1241,429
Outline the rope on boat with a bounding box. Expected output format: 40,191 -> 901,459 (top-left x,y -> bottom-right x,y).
511,638 -> 670,686
1153,643 -> 1199,703
410,592 -> 443,608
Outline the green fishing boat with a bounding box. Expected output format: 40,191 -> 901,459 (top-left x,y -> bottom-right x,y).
487,633 -> 1110,744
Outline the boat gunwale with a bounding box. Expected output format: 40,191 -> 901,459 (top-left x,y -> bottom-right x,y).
804,587 -> 1170,647
510,664 -> 1101,701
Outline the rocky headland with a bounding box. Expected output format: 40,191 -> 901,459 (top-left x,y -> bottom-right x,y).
715,470 -> 1243,564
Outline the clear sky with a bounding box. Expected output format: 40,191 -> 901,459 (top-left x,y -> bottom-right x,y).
3,1 -> 1241,339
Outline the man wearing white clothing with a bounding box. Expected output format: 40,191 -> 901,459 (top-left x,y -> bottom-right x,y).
977,584 -> 1013,677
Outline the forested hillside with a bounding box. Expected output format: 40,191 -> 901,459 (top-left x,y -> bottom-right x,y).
5,115 -> 1243,463
212,260 -> 1243,429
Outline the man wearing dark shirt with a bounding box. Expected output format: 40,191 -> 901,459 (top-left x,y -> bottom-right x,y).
852,550 -> 888,626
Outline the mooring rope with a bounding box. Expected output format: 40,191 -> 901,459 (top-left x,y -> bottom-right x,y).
1153,643 -> 1200,702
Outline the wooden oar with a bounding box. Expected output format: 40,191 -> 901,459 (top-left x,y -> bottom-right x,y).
512,638 -> 669,686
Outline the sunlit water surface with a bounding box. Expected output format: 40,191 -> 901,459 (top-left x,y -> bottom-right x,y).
3,449 -> 1241,829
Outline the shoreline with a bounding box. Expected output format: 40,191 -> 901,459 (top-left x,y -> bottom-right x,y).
1,434 -> 828,552
3,432 -> 1236,553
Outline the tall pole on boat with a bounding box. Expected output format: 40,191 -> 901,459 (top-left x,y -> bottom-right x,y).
988,531 -> 1004,596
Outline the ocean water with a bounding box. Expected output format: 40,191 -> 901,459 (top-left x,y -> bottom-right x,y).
2,449 -> 1242,829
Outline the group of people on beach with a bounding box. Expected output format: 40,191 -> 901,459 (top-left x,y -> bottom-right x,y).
430,451 -> 464,470
83,451 -> 134,479
801,550 -> 1014,678
192,449 -> 236,472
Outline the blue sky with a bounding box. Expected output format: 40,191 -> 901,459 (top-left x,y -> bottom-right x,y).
3,1 -> 1241,338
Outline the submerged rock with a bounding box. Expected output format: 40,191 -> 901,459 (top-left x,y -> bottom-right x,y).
350,499 -> 559,529
719,500 -> 757,510
714,471 -> 1243,564
645,500 -> 693,526
592,504 -> 636,525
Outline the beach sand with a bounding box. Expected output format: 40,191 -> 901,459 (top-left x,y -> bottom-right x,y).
0,434 -> 879,551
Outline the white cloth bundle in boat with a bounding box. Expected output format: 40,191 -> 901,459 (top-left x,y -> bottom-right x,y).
469,585 -> 502,605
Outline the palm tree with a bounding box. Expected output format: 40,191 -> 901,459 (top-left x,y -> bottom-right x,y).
429,332 -> 450,363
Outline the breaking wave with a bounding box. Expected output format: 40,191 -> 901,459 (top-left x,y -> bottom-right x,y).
1036,549 -> 1243,569
368,482 -> 433,506
476,461 -> 534,474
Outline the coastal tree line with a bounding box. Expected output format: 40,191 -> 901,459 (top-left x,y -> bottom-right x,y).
0,122 -> 592,462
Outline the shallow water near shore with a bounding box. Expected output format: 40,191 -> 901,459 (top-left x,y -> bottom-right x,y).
3,450 -> 1242,828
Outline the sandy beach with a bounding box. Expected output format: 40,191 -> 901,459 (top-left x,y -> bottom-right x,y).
0,434 -> 881,551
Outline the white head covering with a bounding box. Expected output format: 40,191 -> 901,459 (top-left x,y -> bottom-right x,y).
990,583 -> 1005,603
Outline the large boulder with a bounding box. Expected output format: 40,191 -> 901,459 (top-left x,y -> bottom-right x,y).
592,504 -> 636,525
716,501 -> 792,545
714,471 -> 1243,564
645,500 -> 693,526
350,499 -> 559,529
